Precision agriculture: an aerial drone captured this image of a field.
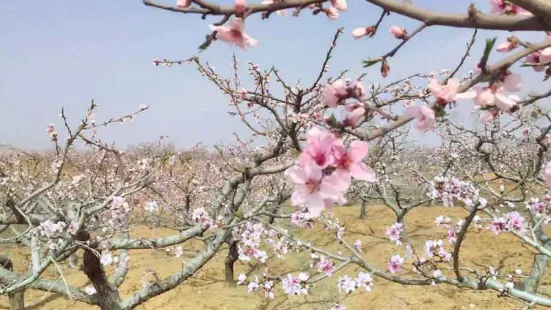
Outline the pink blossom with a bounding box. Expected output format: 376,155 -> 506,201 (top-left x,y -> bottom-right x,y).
480,109 -> 499,123
352,27 -> 374,39
388,254 -> 404,273
526,51 -> 546,72
282,273 -> 308,295
176,0 -> 191,8
298,128 -> 337,169
234,0 -> 247,15
424,240 -> 451,261
344,102 -> 361,112
331,0 -> 347,11
345,107 -> 365,127
209,18 -> 258,50
489,0 -> 531,15
337,275 -> 356,294
316,257 -> 335,276
354,239 -> 362,252
355,272 -> 373,291
447,228 -> 457,244
325,7 -> 339,19
459,86 -> 519,112
332,140 -> 377,183
540,48 -> 551,64
323,80 -> 348,107
389,25 -> 406,39
322,79 -> 364,107
496,40 -> 517,52
405,104 -> 435,131
502,73 -> 522,92
285,163 -> 345,217
386,222 -> 403,245
428,78 -> 461,103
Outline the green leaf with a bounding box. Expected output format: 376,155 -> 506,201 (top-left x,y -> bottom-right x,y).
198,34 -> 215,52
483,37 -> 497,60
435,109 -> 447,118
362,58 -> 381,68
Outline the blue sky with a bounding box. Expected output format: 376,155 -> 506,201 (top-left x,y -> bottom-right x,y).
1,0 -> 549,150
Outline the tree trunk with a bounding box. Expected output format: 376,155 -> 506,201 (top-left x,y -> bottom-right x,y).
224,241 -> 239,283
8,291 -> 25,310
76,231 -> 122,310
524,225 -> 551,293
0,255 -> 25,310
524,253 -> 549,293
359,200 -> 368,219
268,207 -> 277,224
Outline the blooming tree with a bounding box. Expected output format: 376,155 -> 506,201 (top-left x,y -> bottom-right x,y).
144,0 -> 551,308
3,0 -> 551,309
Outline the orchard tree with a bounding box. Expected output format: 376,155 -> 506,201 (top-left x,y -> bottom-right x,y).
144,0 -> 551,308
2,0 -> 551,309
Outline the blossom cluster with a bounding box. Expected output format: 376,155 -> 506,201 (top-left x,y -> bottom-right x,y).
285,127 -> 376,216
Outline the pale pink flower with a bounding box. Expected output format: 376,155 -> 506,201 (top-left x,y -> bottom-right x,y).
502,73 -> 522,92
331,0 -> 347,11
355,272 -> 373,291
496,41 -> 517,52
388,254 -> 404,273
526,51 -> 546,72
489,0 -> 531,15
316,257 -> 335,276
209,18 -> 258,50
337,275 -> 356,294
285,163 -> 345,216
540,48 -> 551,64
234,0 -> 247,14
489,0 -> 505,13
386,223 -> 403,245
459,86 -> 519,112
325,7 -> 339,19
389,25 -> 406,39
344,102 -> 361,112
351,27 -> 374,39
323,80 -> 348,107
332,140 -> 377,183
322,79 -> 364,107
237,274 -> 247,285
406,104 -> 435,131
282,273 -> 308,295
354,239 -> 362,252
428,78 -> 461,103
447,228 -> 457,244
297,128 -> 337,169
544,161 -> 551,188
176,0 -> 191,8
345,107 -> 365,127
67,222 -> 79,235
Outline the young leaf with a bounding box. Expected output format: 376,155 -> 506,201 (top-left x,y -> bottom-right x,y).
362,58 -> 381,68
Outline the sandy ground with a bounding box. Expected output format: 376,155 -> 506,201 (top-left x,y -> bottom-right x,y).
1,205 -> 550,310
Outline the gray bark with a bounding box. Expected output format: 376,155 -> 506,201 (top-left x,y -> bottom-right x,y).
76,231 -> 122,310
523,224 -> 551,293
225,241 -> 239,283
0,255 -> 25,310
359,200 -> 368,219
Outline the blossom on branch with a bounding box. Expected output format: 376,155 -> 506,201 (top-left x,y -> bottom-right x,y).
209,18 -> 258,50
